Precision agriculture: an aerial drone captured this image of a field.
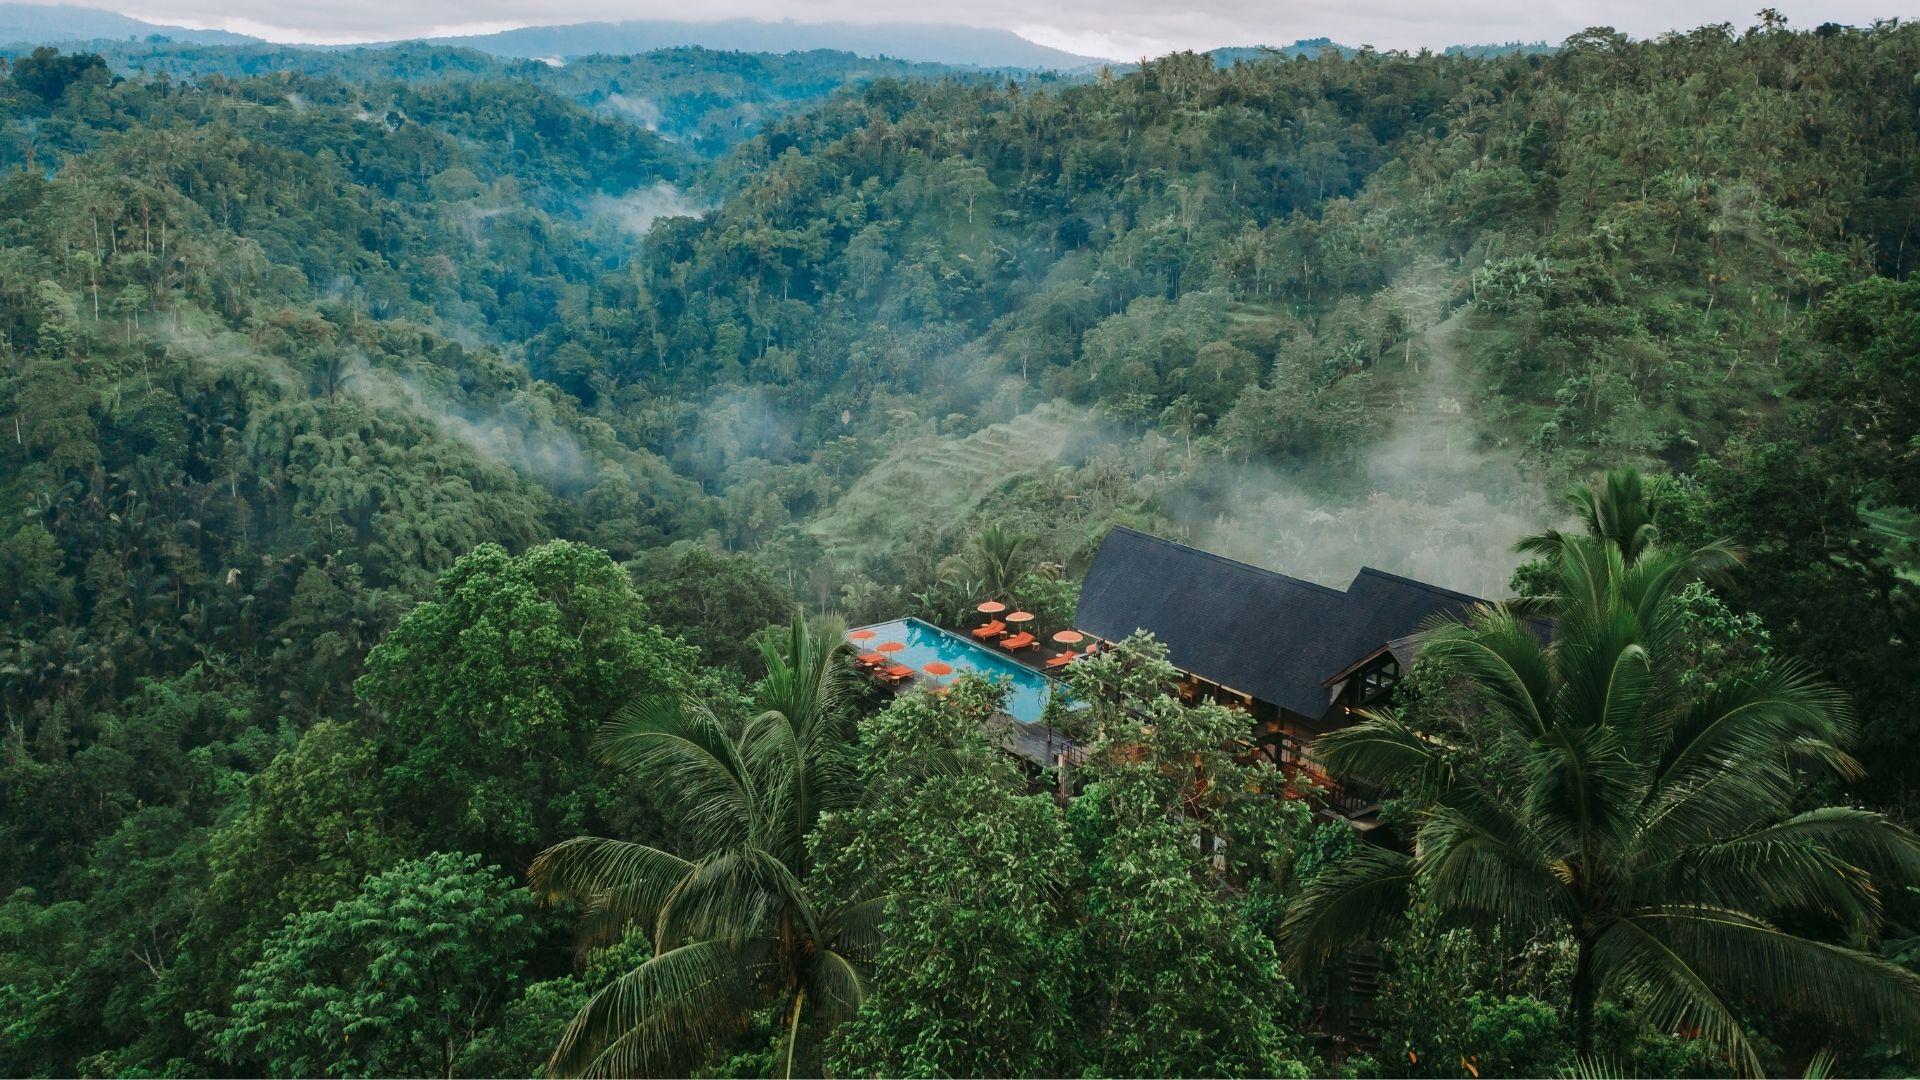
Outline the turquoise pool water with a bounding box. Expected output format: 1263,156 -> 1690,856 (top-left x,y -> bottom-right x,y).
853,617 -> 1061,724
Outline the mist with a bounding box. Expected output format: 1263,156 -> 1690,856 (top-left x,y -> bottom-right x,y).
344,355 -> 595,489
598,92 -> 664,131
589,181 -> 705,237
1184,475 -> 1549,599
1176,310 -> 1557,598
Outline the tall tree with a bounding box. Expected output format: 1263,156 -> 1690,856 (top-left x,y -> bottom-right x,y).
355,541 -> 700,864
823,679 -> 1082,1078
529,613 -> 882,1077
1066,635 -> 1312,1079
213,852 -> 535,1078
1286,526 -> 1920,1072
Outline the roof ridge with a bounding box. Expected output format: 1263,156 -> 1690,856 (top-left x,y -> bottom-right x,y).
1106,526 -> 1347,597
1351,565 -> 1489,605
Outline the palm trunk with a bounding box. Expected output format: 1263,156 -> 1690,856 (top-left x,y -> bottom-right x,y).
1570,929 -> 1597,1058
783,987 -> 807,1079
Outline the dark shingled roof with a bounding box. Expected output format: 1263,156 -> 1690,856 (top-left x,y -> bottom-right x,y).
1074,526 -> 1490,719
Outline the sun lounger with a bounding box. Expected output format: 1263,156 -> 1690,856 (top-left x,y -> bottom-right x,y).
971,620 -> 1007,640
998,632 -> 1036,652
1043,650 -> 1078,670
856,652 -> 886,668
883,664 -> 914,684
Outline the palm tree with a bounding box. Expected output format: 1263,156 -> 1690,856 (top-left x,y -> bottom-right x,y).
530,613 -> 884,1078
1518,465 -> 1668,567
1283,532 -> 1920,1073
974,523 -> 1033,598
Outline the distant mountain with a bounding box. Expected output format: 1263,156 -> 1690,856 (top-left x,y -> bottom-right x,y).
0,5 -> 1552,70
403,18 -> 1101,70
1442,41 -> 1555,58
0,2 -> 255,46
1208,38 -> 1557,66
1208,39 -> 1353,65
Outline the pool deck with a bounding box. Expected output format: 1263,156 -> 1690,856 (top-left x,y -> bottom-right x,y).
851,619 -> 1086,769
867,675 -> 1086,769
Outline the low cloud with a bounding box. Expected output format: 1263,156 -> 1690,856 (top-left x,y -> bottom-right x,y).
346,356 -> 594,488
599,93 -> 663,131
110,0 -> 1895,58
589,182 -> 705,237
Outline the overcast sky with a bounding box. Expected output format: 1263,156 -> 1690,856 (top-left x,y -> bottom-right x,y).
85,0 -> 1913,58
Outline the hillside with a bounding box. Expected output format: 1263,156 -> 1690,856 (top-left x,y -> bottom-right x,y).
416,17 -> 1102,69
807,400 -> 1084,564
0,1 -> 254,45
1,22 -> 1918,1076
84,41 -> 995,152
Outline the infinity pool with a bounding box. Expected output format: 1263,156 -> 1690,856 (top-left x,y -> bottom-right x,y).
852,617 -> 1062,724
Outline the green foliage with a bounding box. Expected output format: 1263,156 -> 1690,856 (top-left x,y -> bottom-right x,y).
185,718 -> 401,1005
1288,475 -> 1920,1073
1679,275 -> 1920,804
10,47 -> 110,102
1459,994 -> 1571,1076
830,637 -> 1314,1078
356,541 -> 701,860
629,543 -> 797,675
2,19 -> 1919,1073
824,679 -> 1082,1077
1008,569 -> 1079,632
1365,894 -> 1573,1078
1067,636 -> 1312,1078
972,523 -> 1034,597
529,613 -> 874,1077
0,888 -> 88,1072
212,852 -> 535,1077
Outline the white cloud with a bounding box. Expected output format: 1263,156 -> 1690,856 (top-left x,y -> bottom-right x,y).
79,0 -> 1917,54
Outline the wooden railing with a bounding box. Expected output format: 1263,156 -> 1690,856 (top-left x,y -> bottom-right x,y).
1269,734 -> 1382,819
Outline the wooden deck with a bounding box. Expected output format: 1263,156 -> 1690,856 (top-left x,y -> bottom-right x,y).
1001,714 -> 1086,768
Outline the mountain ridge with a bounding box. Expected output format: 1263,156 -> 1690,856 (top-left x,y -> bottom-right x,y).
393,17 -> 1102,69
0,4 -> 1558,69
0,1 -> 254,45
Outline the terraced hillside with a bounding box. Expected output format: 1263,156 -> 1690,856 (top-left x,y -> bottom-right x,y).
808,401 -> 1084,565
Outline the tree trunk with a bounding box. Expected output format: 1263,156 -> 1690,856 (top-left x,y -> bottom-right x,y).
1570,930 -> 1597,1058
783,988 -> 808,1079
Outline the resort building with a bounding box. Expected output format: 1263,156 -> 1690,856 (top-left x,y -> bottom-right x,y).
1075,526 -> 1491,826
848,525 -> 1497,826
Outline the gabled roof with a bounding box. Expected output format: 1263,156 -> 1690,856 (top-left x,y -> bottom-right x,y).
1073,527 -> 1490,719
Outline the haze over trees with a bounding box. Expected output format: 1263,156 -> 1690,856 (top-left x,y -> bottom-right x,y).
1,13 -> 1918,1076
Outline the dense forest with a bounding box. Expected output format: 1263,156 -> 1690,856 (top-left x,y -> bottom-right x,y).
86,43 -> 1009,155
2,15 -> 1919,1077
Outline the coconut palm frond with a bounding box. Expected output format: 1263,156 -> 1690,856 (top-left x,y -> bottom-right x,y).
1292,467 -> 1920,1068
1661,908 -> 1920,1039
1311,708 -> 1456,794
597,693 -> 757,850
539,610 -> 878,1079
529,837 -> 696,948
550,939 -> 755,1079
1281,844 -> 1415,970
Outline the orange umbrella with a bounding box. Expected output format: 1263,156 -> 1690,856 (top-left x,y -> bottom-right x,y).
923,661 -> 954,676
1005,611 -> 1035,624
848,628 -> 876,642
876,641 -> 906,653
1052,630 -> 1084,645
976,600 -> 1007,615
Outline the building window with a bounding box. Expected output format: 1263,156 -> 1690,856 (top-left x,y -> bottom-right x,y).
1355,659 -> 1400,705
